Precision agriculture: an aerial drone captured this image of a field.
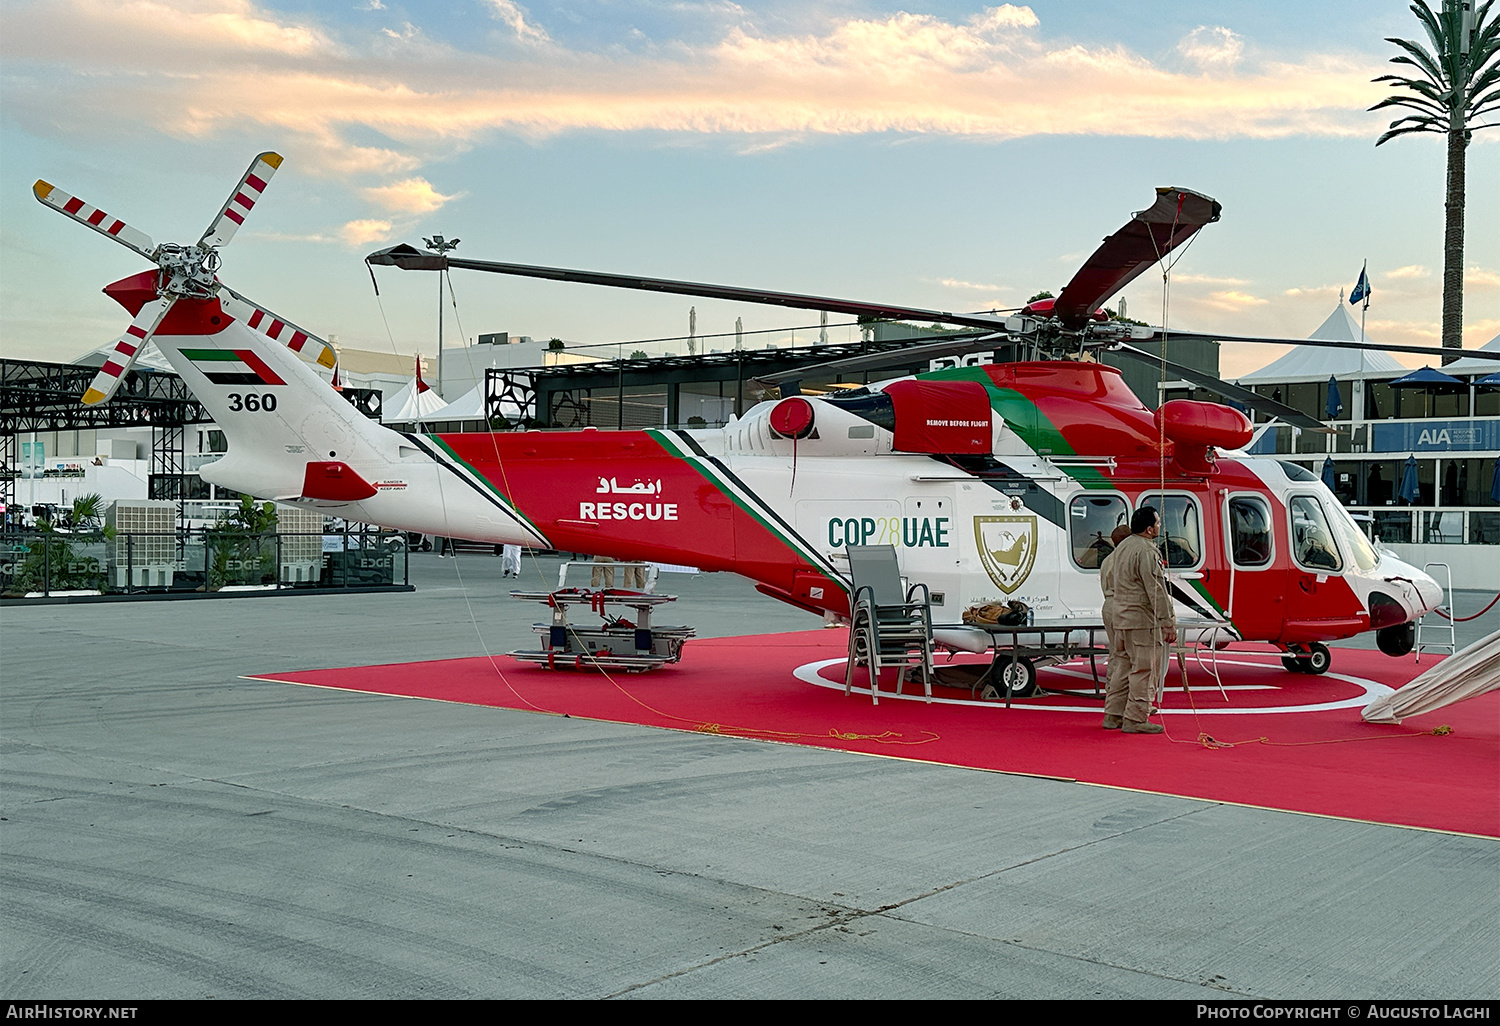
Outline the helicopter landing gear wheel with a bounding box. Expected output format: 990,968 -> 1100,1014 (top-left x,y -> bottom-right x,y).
999,657 -> 1037,697
1302,643 -> 1331,675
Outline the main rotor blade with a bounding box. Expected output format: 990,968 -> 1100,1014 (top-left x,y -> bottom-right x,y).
755,333 -> 1005,386
1110,343 -> 1329,431
219,286 -> 337,368
82,297 -> 177,405
1159,329 -> 1500,363
200,151 -> 283,249
366,244 -> 1010,332
1053,187 -> 1221,331
33,181 -> 156,261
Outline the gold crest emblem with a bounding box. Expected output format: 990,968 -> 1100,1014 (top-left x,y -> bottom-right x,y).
974,515 -> 1037,594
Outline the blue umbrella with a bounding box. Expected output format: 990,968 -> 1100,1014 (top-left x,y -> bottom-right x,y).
1398,455 -> 1421,505
1321,456 -> 1337,491
1476,371 -> 1500,390
1388,366 -> 1466,390
1325,375 -> 1343,419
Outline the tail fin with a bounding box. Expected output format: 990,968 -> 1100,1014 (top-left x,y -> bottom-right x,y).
143,292 -> 402,502
139,288 -> 550,546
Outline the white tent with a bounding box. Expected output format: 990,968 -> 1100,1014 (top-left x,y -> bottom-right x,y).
425,386 -> 526,424
1239,304 -> 1406,384
426,385 -> 484,421
75,338 -> 175,373
381,366 -> 448,424
1441,332 -> 1500,375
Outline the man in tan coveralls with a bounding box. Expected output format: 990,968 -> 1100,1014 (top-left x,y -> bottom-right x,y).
1103,506 -> 1176,734
1097,523 -> 1134,703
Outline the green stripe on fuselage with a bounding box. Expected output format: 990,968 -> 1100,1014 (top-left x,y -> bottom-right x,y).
423,433 -> 546,538
647,429 -> 845,588
921,368 -> 1110,489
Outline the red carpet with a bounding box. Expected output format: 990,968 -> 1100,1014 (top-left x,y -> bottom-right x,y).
251,632 -> 1499,837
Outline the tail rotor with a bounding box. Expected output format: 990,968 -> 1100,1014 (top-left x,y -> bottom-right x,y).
34,150 -> 337,403
81,296 -> 178,406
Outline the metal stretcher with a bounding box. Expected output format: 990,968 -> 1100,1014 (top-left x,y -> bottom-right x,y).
508,562 -> 696,673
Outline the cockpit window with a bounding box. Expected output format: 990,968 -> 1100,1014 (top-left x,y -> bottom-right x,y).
1326,500 -> 1380,573
1289,495 -> 1344,572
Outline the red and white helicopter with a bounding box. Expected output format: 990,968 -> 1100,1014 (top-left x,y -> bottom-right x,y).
36,153 -> 1469,678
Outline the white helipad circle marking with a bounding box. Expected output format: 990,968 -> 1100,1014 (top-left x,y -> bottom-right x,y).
795,655 -> 1394,715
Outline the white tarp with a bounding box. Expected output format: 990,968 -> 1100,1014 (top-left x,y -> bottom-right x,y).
1361,629 -> 1500,724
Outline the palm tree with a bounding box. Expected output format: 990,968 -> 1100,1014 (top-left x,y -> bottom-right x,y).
1371,0 -> 1500,361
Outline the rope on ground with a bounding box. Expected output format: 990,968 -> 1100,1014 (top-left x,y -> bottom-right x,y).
1188,726 -> 1455,749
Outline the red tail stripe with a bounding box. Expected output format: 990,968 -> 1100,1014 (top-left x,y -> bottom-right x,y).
63,197 -> 84,214
268,319 -> 285,338
224,208 -> 245,225
117,342 -> 138,357
247,309 -> 265,328
289,332 -> 307,350
87,208 -> 107,226
107,219 -> 125,235
101,361 -> 124,378
233,192 -> 254,210
126,324 -> 148,339
246,173 -> 266,192
236,349 -> 286,386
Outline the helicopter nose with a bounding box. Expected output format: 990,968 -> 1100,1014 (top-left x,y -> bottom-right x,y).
1411,571 -> 1445,615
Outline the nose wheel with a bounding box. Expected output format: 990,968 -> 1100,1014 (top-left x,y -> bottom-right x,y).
1376,623 -> 1416,657
1280,642 -> 1331,675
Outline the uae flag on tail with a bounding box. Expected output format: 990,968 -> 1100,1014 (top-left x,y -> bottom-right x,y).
180,348 -> 287,386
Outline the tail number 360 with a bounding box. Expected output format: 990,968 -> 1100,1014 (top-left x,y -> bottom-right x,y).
228,392 -> 278,412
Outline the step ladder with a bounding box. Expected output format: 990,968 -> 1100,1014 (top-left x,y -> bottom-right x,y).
1415,562 -> 1456,662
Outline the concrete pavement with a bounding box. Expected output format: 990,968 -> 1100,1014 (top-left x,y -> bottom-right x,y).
2,553 -> 1496,998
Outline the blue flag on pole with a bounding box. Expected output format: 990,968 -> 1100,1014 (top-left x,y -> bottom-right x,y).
1350,264 -> 1371,306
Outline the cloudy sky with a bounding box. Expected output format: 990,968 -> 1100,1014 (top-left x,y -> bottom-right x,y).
1,0 -> 1496,378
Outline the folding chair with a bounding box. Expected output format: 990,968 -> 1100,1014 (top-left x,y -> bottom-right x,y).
844,544 -> 935,704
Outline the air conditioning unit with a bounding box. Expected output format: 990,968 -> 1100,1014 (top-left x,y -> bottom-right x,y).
106,499 -> 177,587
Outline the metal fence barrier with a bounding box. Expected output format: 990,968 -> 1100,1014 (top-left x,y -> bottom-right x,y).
0,529 -> 410,598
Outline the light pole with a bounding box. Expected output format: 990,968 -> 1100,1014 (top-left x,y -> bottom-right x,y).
422,234 -> 460,397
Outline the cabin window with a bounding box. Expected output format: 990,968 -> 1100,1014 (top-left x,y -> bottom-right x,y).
1137,493 -> 1203,569
1069,494 -> 1128,569
1289,495 -> 1344,572
1227,496 -> 1273,568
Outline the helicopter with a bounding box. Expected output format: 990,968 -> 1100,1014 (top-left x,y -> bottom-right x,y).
36,155 -> 1480,679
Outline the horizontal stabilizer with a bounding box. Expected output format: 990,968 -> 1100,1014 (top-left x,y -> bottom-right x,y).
302,461 -> 378,501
